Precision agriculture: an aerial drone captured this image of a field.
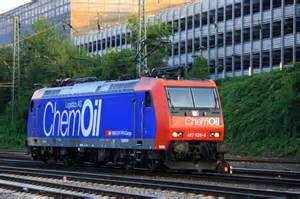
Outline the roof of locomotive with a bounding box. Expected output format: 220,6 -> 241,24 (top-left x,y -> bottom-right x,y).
31,77 -> 216,100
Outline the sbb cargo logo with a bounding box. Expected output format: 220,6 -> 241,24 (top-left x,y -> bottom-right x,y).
42,98 -> 102,137
185,117 -> 220,126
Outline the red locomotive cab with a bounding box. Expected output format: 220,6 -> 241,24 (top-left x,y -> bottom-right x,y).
166,85 -> 224,142
135,78 -> 230,172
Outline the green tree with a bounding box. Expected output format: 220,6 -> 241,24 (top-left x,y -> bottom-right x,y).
0,47 -> 13,112
21,18 -> 95,89
0,18 -> 101,146
127,16 -> 172,70
90,49 -> 136,80
188,56 -> 209,79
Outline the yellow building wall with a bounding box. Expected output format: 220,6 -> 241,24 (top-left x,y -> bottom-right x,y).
71,0 -> 193,35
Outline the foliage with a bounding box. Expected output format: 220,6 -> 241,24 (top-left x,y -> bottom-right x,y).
0,18 -> 102,148
21,18 -> 94,88
127,16 -> 172,70
90,49 -> 136,80
188,56 -> 209,80
0,47 -> 12,113
218,64 -> 300,158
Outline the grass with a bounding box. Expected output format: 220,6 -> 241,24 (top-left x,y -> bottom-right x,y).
218,65 -> 300,158
0,117 -> 25,149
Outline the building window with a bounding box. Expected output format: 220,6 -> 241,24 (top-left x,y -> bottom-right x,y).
243,0 -> 251,16
234,55 -> 241,70
217,59 -> 224,72
284,18 -> 293,35
234,3 -> 241,18
263,0 -> 270,11
121,33 -> 126,45
167,21 -> 172,30
126,32 -> 131,44
102,39 -> 106,50
243,54 -> 250,69
253,53 -> 260,68
194,14 -> 200,28
174,19 -> 179,33
194,37 -> 200,51
116,35 -> 120,46
111,36 -> 115,47
209,35 -> 215,48
201,36 -> 207,48
88,42 -> 92,52
225,57 -> 232,72
217,7 -> 224,22
187,39 -> 193,53
285,47 -> 293,64
226,5 -> 232,20
168,46 -> 172,56
253,26 -> 260,41
209,60 -> 215,74
217,33 -> 223,47
262,51 -> 270,67
226,31 -> 232,45
209,9 -> 215,24
174,43 -> 179,56
296,47 -> 300,62
201,12 -> 208,26
235,29 -> 241,44
180,41 -> 186,54
107,37 -> 111,48
253,0 -> 260,13
297,17 -> 300,32
243,27 -> 250,42
97,40 -> 101,51
272,49 -> 281,65
273,0 -> 281,8
272,21 -> 281,37
187,16 -> 193,29
93,41 -> 96,52
262,23 -> 270,39
180,17 -> 186,31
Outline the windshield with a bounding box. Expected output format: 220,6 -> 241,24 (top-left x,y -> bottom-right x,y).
166,87 -> 219,109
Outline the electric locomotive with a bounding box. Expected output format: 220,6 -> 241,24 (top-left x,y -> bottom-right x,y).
27,77 -> 229,173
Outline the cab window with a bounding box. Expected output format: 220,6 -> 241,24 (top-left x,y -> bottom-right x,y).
145,91 -> 152,107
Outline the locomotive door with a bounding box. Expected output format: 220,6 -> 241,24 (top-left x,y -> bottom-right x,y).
141,91 -> 152,140
31,100 -> 39,136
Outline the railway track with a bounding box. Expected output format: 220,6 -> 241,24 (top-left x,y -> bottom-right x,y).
0,165 -> 299,198
2,150 -> 300,164
233,167 -> 300,179
0,170 -> 154,199
1,156 -> 299,180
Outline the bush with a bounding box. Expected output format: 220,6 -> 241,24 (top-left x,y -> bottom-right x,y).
218,65 -> 300,158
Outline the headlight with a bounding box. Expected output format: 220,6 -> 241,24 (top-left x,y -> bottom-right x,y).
172,131 -> 184,138
210,132 -> 220,138
191,110 -> 199,117
172,132 -> 178,137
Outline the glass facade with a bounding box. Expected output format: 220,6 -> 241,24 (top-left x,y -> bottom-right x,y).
0,0 -> 71,45
0,0 -> 193,45
74,0 -> 300,79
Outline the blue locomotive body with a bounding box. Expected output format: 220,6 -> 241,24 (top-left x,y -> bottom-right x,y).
27,80 -> 157,150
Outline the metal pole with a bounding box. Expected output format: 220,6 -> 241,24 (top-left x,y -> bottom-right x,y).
137,0 -> 144,77
11,16 -> 20,123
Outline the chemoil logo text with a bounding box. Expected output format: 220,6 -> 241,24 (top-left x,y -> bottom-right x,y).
43,99 -> 102,137
185,117 -> 220,126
